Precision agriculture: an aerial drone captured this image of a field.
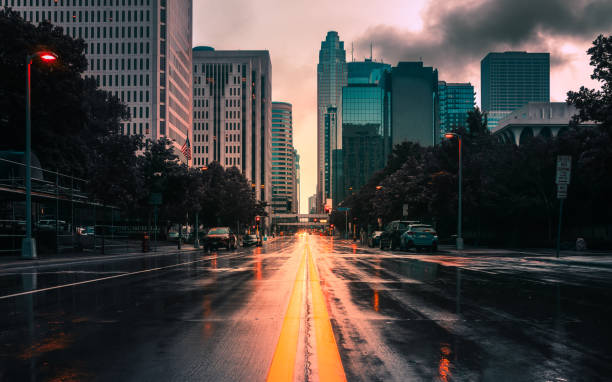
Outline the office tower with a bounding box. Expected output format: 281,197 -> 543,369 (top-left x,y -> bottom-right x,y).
293,149 -> 300,214
438,81 -> 475,134
481,52 -> 550,129
390,62 -> 439,147
308,194 -> 317,214
339,59 -> 391,204
10,0 -> 194,163
317,31 -> 347,212
271,102 -> 297,214
192,47 -> 272,210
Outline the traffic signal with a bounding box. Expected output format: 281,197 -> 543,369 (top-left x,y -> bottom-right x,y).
256,216 -> 260,222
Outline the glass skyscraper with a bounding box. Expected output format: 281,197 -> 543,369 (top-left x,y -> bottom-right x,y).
339,60 -> 391,204
438,81 -> 475,134
271,102 -> 297,215
317,31 -> 347,212
390,62 -> 439,147
481,52 -> 550,129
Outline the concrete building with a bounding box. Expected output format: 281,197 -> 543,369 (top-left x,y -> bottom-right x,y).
271,102 -> 297,215
492,102 -> 595,145
192,47 -> 272,211
481,52 -> 550,129
339,59 -> 391,204
390,62 -> 439,147
317,31 -> 347,212
308,194 -> 317,214
293,149 -> 300,215
9,0 -> 194,163
438,81 -> 475,134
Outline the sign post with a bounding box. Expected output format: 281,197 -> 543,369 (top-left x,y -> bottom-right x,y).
555,156 -> 571,258
338,207 -> 350,239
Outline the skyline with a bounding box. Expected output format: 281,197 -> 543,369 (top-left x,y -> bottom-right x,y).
192,0 -> 606,213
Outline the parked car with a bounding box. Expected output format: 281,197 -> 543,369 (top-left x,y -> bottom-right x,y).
167,231 -> 180,241
379,220 -> 420,250
368,230 -> 383,247
203,227 -> 237,251
242,234 -> 259,247
400,224 -> 438,251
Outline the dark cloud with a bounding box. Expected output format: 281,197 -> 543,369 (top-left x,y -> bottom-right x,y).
356,0 -> 612,82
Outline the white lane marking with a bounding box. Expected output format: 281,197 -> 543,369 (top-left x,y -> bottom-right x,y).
0,252 -> 248,301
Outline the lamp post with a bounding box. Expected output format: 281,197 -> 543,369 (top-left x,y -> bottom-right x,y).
444,132 -> 463,250
22,51 -> 58,259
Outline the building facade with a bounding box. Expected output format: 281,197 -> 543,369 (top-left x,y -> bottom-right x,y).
338,59 -> 391,204
481,51 -> 550,129
390,62 -> 439,147
317,31 -> 347,212
308,194 -> 317,214
192,47 -> 272,210
492,102 -> 595,145
9,0 -> 194,163
438,82 -> 475,134
271,102 -> 297,214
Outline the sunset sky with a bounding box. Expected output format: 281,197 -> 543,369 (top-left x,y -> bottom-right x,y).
193,0 -> 609,213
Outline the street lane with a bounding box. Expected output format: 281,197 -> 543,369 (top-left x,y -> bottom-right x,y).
1,235 -> 611,381
312,237 -> 612,381
0,238 -> 302,381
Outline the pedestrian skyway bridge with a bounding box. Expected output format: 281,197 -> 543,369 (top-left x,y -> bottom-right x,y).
271,214 -> 329,227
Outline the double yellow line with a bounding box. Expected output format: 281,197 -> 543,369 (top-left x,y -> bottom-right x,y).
266,241 -> 347,382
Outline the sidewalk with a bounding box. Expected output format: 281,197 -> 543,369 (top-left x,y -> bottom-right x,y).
439,245 -> 612,269
0,242 -> 201,272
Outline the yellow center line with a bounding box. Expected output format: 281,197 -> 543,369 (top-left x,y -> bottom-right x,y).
266,247 -> 307,382
307,242 -> 348,382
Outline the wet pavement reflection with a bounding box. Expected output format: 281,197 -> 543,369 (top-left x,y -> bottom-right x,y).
310,237 -> 612,381
0,235 -> 611,381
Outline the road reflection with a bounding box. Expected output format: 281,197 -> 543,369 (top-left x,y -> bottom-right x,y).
373,289 -> 379,312
438,343 -> 452,382
254,247 -> 262,281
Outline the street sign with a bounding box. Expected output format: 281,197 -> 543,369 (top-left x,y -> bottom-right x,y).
338,207 -> 350,212
556,155 -> 572,185
557,183 -> 568,199
402,204 -> 409,217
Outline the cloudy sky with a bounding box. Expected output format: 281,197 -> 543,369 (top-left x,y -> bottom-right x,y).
193,0 -> 609,213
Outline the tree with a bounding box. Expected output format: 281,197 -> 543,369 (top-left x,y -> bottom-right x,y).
0,9 -> 128,176
567,34 -> 612,133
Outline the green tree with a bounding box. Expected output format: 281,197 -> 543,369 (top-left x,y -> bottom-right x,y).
0,9 -> 128,176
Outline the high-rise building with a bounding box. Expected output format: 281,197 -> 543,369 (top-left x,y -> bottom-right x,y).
481,52 -> 550,129
293,149 -> 300,214
308,194 -> 317,214
271,102 -> 297,214
339,59 -> 391,204
390,62 -> 439,147
438,82 -> 475,134
10,0 -> 194,163
192,47 -> 272,211
317,31 -> 347,212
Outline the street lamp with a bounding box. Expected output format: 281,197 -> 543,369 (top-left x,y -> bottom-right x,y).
22,50 -> 58,259
444,132 -> 463,250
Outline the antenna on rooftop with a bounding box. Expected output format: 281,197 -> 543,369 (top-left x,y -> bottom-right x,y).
370,42 -> 373,61
351,42 -> 354,62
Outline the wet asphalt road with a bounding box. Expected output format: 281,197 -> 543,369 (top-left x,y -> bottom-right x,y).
0,235 -> 611,381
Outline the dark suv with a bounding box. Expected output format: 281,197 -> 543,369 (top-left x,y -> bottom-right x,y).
379,220 -> 419,250
203,227 -> 237,251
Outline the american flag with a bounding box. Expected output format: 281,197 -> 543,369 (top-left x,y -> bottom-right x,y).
181,137 -> 191,161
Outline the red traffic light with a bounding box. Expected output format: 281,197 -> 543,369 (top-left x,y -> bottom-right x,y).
255,216 -> 260,222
